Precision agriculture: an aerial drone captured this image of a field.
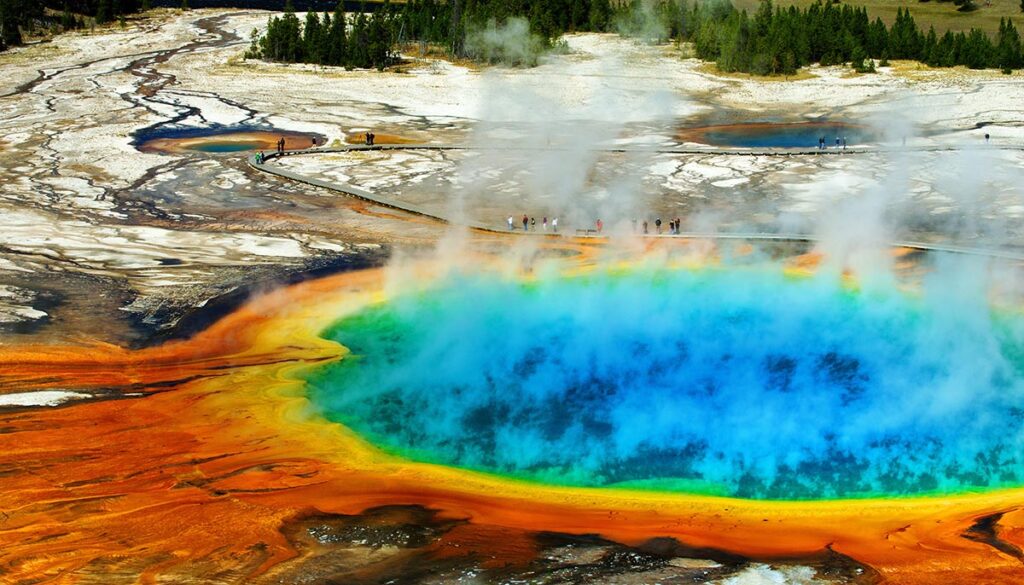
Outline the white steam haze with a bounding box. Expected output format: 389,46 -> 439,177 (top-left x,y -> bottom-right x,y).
464,17 -> 547,66
309,18 -> 1024,500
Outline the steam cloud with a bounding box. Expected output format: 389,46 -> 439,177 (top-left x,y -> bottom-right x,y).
306,22 -> 1024,501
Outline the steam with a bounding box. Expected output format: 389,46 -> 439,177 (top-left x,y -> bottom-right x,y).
304,25 -> 1024,501
464,18 -> 547,67
448,39 -> 679,238
615,0 -> 670,43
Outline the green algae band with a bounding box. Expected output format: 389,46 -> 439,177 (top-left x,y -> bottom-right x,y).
306,267 -> 1024,500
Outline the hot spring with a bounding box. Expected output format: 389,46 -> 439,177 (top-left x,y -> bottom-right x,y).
306,264 -> 1024,500
134,125 -> 323,154
680,121 -> 877,149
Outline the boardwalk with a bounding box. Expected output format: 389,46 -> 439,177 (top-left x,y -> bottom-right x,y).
248,143 -> 1024,260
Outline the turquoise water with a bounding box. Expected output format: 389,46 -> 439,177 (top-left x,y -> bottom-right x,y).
190,141 -> 263,153
701,123 -> 876,148
306,267 -> 1024,499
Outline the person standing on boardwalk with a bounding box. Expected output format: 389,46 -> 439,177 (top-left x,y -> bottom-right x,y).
552,217 -> 558,232
655,217 -> 662,234
596,219 -> 603,233
507,216 -> 514,230
642,220 -> 648,234
531,217 -> 536,231
522,214 -> 528,231
542,217 -> 548,231
675,217 -> 681,235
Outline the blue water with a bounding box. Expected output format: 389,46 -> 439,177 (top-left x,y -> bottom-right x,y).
700,124 -> 876,149
132,124 -> 322,153
307,266 -> 1024,499
191,141 -> 264,153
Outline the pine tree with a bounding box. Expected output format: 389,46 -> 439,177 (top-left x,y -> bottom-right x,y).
589,0 -> 611,32
997,17 -> 1023,72
963,28 -> 994,68
96,0 -> 112,24
0,0 -> 18,48
61,2 -> 77,30
328,5 -> 348,67
245,26 -> 260,59
303,11 -> 321,64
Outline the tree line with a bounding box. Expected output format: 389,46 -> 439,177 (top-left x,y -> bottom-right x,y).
685,0 -> 1023,75
0,0 -> 150,53
247,0 -> 621,68
246,1 -> 395,69
248,0 -> 1024,75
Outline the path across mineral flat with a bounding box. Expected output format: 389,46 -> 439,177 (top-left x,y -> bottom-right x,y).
253,143 -> 1024,260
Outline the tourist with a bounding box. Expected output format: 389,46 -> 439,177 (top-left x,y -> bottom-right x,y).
552,217 -> 558,232
596,219 -> 603,233
531,217 -> 536,230
985,133 -> 991,144
543,217 -> 548,231
507,216 -> 514,230
675,218 -> 681,235
835,136 -> 840,148
522,214 -> 528,231
365,132 -> 370,146
642,220 -> 648,234
655,218 -> 662,234
311,137 -> 317,148
842,137 -> 847,150
370,132 -> 376,146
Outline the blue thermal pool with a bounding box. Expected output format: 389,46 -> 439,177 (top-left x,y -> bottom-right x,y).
305,267 -> 1024,500
684,122 -> 877,149
134,125 -> 322,154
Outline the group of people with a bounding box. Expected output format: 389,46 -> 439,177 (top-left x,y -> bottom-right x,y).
509,214 -> 558,232
635,217 -> 682,235
364,132 -> 377,146
818,136 -> 848,150
504,215 -> 690,236
255,151 -> 267,164
275,137 -> 287,154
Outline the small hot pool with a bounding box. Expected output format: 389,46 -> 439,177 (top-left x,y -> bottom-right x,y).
134,125 -> 324,154
681,121 -> 877,149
